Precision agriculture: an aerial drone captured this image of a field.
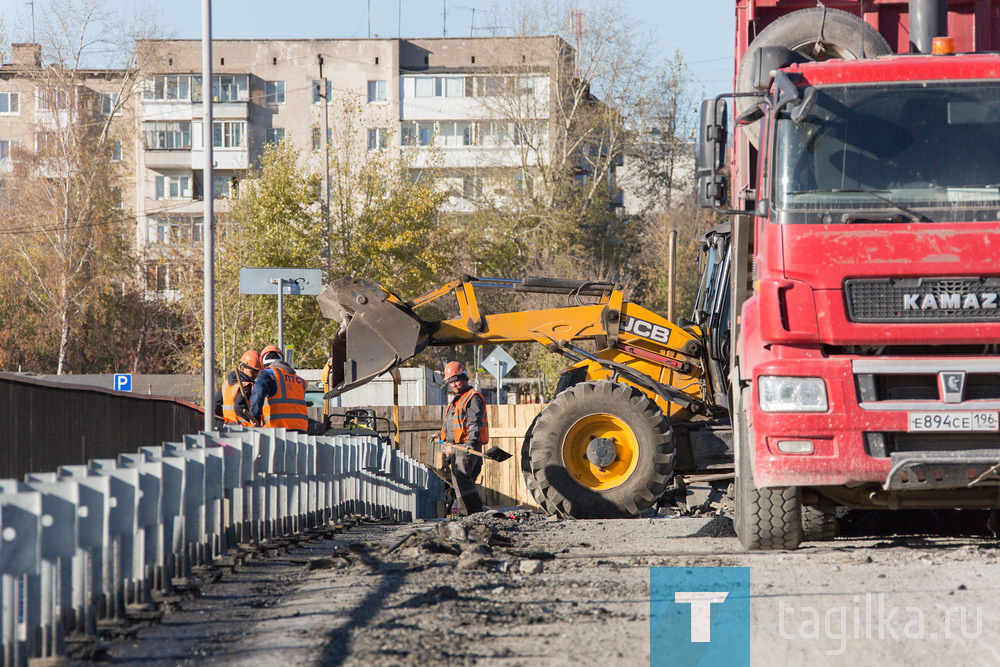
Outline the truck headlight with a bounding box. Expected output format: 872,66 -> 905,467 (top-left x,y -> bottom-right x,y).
758,376 -> 828,412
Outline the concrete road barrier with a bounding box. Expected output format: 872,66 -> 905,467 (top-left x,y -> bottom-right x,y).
0,426 -> 443,665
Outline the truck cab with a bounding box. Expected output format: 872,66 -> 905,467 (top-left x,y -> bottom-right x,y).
700,0 -> 1000,549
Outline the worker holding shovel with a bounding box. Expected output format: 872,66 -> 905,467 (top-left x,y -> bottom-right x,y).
440,361 -> 489,515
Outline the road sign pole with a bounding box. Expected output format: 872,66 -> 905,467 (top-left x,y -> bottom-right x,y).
271,278 -> 285,354
497,361 -> 505,405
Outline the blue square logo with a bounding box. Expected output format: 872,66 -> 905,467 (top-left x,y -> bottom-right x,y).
651,567 -> 751,667
113,373 -> 132,392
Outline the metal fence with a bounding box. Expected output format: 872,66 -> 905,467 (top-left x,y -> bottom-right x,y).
0,372 -> 205,479
0,425 -> 444,665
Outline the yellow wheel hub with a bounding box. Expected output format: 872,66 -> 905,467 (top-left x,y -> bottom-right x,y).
561,414 -> 640,491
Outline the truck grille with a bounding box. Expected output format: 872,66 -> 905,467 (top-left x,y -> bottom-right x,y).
845,277 -> 1000,323
865,432 -> 1000,457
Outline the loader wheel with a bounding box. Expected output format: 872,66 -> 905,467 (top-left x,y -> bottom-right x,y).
735,7 -> 892,146
802,506 -> 839,542
735,405 -> 801,550
524,380 -> 674,519
520,413 -> 550,510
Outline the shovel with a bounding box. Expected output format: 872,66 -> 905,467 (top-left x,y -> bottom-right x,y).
434,439 -> 512,463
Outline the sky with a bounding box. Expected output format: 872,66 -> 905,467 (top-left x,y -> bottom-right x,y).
1,0 -> 736,99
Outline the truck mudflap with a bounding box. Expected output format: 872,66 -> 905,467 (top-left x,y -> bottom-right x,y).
884,450 -> 1000,491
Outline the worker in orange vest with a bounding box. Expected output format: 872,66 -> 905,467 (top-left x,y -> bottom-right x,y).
215,349 -> 262,426
249,344 -> 309,433
440,360 -> 489,515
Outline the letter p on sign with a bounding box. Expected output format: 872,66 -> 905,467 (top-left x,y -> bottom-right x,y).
114,373 -> 132,392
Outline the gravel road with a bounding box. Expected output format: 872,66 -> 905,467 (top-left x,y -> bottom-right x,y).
89,509 -> 1000,666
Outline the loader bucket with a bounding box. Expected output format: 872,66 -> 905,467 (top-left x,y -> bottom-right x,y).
318,276 -> 429,397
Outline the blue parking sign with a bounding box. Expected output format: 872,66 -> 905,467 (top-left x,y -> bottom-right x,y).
114,373 -> 132,392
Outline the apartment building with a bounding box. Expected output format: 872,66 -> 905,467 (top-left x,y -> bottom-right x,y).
2,36 -> 615,294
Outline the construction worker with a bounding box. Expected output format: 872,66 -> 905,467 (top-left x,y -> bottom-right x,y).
249,344 -> 309,433
440,360 -> 489,515
214,349 -> 262,426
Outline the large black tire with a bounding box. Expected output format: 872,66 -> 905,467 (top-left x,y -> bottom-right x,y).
802,505 -> 839,542
524,381 -> 675,518
736,7 -> 892,146
734,391 -> 801,550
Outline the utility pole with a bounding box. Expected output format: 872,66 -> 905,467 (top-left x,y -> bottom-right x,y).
318,56 -> 331,277
201,0 -> 215,430
443,0 -> 447,37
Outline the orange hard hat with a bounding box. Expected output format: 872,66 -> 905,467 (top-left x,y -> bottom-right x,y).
239,350 -> 263,371
443,361 -> 467,383
260,344 -> 282,365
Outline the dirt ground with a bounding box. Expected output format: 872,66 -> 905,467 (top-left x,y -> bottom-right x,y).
89,507 -> 1000,667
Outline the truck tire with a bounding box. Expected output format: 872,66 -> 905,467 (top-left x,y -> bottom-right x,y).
736,7 -> 892,146
735,418 -> 802,550
802,505 -> 839,542
523,380 -> 675,518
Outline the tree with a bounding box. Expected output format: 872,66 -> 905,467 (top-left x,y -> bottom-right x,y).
0,0 -> 167,374
327,97 -> 452,298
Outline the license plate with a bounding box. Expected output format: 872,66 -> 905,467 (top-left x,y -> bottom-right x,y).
908,412 -> 1000,432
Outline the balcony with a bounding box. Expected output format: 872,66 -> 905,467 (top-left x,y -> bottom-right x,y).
144,150 -> 192,169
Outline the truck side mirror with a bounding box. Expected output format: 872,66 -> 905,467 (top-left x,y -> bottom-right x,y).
696,99 -> 728,209
696,99 -> 728,173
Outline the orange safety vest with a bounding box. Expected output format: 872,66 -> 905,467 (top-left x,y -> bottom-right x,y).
441,389 -> 489,445
222,374 -> 254,426
262,366 -> 309,432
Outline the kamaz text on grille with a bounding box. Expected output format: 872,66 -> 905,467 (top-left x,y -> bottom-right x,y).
903,293 -> 998,310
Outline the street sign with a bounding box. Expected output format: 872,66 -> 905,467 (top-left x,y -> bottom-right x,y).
114,374 -> 132,392
239,267 -> 323,296
482,346 -> 516,379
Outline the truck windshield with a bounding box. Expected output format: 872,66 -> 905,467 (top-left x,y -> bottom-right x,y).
774,82 -> 1000,224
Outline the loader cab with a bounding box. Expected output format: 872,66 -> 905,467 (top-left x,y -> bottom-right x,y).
693,222 -> 733,407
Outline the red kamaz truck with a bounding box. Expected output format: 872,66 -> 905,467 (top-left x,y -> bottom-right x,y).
697,0 -> 1000,549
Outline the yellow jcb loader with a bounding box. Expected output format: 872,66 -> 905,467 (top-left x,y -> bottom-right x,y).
317,259 -> 734,518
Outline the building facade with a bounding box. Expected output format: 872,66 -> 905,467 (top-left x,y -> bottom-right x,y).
2,36 -> 618,294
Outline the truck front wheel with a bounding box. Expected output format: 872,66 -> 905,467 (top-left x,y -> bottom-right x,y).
735,421 -> 802,550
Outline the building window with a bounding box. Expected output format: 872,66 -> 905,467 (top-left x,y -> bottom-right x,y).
99,92 -> 119,115
311,127 -> 332,150
213,121 -> 245,148
514,171 -> 533,195
438,121 -> 471,147
155,174 -> 191,200
480,122 -> 508,147
312,80 -> 332,104
147,264 -> 168,291
38,88 -> 70,111
214,174 -> 238,199
212,75 -> 249,102
144,121 -> 192,149
111,139 -> 122,161
0,139 -> 19,167
367,80 -> 387,103
264,80 -> 285,104
367,128 -> 388,151
265,128 -> 285,144
462,175 -> 483,198
444,77 -> 465,97
146,216 -> 203,245
0,93 -> 19,114
413,77 -> 435,97
144,75 -> 192,101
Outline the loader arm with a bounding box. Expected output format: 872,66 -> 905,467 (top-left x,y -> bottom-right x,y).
318,275 -> 709,416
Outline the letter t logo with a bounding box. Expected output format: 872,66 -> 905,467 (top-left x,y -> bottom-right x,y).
674,591 -> 730,642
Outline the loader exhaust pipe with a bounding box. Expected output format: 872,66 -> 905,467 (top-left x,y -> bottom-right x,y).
909,0 -> 947,54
